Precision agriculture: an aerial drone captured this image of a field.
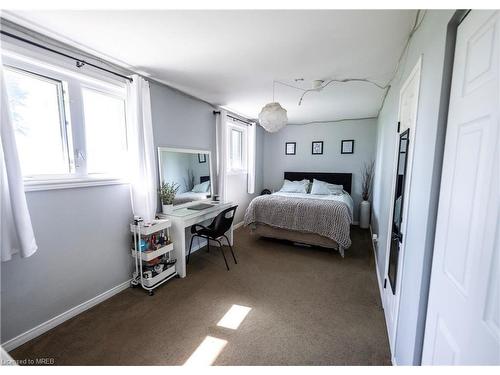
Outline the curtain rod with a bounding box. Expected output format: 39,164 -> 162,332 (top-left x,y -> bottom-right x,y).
213,110 -> 252,125
0,30 -> 133,83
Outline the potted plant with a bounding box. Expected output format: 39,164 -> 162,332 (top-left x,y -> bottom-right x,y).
360,161 -> 375,229
159,181 -> 179,214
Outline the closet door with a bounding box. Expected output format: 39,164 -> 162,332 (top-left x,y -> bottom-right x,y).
422,10 -> 499,365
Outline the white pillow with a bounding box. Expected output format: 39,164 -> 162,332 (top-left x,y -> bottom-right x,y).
192,181 -> 210,193
279,179 -> 310,193
310,179 -> 344,195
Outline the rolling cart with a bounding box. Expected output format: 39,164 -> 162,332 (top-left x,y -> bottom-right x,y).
130,218 -> 178,296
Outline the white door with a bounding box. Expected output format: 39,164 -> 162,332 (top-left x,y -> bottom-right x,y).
383,58 -> 422,356
422,10 -> 500,365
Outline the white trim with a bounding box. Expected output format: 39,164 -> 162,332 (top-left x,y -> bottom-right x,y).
381,56 -> 422,363
233,221 -> 244,230
370,224 -> 395,365
227,121 -> 248,175
24,177 -> 129,192
1,280 -> 131,352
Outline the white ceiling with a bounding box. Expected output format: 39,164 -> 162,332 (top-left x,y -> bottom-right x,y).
4,10 -> 416,124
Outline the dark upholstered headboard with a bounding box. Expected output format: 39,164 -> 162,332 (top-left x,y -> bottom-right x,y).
200,175 -> 210,183
284,172 -> 352,195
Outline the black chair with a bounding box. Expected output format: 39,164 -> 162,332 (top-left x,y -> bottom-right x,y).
187,206 -> 238,271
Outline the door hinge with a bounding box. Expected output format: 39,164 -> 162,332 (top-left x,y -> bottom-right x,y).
384,278 -> 387,289
397,121 -> 401,132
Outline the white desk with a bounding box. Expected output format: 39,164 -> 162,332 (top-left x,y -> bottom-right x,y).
159,201 -> 234,277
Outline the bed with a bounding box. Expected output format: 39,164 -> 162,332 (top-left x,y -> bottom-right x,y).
173,176 -> 211,205
244,172 -> 353,257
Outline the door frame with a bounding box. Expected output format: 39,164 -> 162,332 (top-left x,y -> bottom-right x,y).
382,56 -> 422,358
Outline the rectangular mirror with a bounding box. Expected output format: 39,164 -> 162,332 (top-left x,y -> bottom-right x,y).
158,147 -> 213,206
388,129 -> 409,294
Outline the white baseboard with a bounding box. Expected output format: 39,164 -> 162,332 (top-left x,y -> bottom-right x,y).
233,221 -> 244,230
370,225 -> 395,365
2,279 -> 131,352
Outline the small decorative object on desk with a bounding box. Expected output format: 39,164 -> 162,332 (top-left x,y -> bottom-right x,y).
360,160 -> 375,229
159,181 -> 179,214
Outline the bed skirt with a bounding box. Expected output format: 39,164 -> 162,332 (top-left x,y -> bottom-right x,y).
249,223 -> 340,250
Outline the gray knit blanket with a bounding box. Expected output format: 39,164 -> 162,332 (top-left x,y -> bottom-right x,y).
244,195 -> 352,249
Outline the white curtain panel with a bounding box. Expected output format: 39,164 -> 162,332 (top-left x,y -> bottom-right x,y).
1,68 -> 38,262
126,75 -> 157,224
247,122 -> 256,194
215,109 -> 228,200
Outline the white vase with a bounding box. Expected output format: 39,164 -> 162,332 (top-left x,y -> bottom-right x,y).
359,200 -> 371,229
162,204 -> 173,214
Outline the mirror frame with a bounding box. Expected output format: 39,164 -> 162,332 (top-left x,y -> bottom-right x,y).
157,146 -> 215,208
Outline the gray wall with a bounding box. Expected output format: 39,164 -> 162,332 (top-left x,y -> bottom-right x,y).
262,119 -> 378,221
1,185 -> 133,343
371,9 -> 454,365
150,82 -> 216,154
0,22 -> 139,345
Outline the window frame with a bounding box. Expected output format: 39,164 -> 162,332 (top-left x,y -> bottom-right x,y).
80,84 -> 129,176
2,50 -> 129,191
3,65 -> 74,177
227,120 -> 248,175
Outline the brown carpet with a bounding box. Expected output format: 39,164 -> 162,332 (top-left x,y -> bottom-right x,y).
10,226 -> 391,365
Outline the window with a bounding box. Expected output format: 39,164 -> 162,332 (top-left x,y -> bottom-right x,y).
227,120 -> 247,174
230,128 -> 243,170
82,88 -> 127,175
4,67 -> 71,176
3,53 -> 128,189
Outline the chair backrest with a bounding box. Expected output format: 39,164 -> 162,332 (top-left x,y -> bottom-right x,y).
210,205 -> 238,238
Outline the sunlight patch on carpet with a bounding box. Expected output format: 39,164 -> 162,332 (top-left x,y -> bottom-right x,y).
217,304 -> 252,330
184,336 -> 227,366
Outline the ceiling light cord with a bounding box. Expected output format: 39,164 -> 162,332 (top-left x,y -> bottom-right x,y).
376,9 -> 427,116
276,9 -> 426,117
274,80 -> 306,92
297,78 -> 389,106
296,116 -> 378,126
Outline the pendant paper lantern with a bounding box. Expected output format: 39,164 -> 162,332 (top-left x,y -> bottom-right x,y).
258,102 -> 287,133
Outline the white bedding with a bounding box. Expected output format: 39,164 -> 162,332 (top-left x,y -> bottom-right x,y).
272,191 -> 354,221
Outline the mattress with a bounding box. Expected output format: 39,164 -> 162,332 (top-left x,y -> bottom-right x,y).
244,191 -> 353,250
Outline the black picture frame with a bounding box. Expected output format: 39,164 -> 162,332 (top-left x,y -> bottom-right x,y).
198,153 -> 207,163
285,142 -> 296,155
311,141 -> 323,155
341,140 -> 355,154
